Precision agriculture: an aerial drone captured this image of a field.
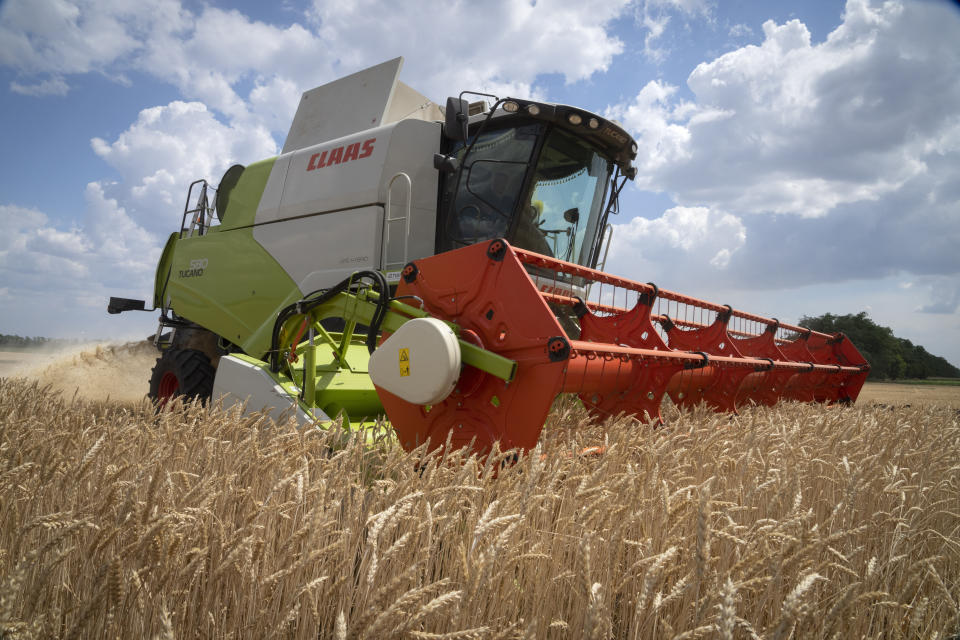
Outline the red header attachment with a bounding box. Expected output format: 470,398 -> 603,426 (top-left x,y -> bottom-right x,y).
379,240 -> 869,456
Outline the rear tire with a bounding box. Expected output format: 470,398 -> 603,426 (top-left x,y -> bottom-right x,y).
149,348 -> 215,406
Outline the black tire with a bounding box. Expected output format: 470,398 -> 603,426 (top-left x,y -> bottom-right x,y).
149,348 -> 215,405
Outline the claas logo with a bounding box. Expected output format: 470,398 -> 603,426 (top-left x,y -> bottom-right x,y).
307,138 -> 376,171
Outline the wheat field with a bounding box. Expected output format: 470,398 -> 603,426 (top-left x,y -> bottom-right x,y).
0,367 -> 958,638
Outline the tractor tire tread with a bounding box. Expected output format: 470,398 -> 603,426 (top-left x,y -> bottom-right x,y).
149,348 -> 215,403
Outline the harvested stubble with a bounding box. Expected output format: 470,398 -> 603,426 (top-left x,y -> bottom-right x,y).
0,377 -> 958,639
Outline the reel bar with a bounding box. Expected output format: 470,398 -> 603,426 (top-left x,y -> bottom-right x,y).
513,247 -> 657,296
514,247 -> 827,339
541,291 -> 781,341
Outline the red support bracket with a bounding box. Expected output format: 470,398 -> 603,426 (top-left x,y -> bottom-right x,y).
576,298 -> 681,423
661,306 -> 753,413
730,323 -> 796,407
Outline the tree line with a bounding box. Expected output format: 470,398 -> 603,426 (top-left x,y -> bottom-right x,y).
798,312 -> 959,380
0,334 -> 82,350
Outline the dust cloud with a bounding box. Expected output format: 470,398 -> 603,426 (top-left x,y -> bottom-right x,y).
0,341 -> 157,403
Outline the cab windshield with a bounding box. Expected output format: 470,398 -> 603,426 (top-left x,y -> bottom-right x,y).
515,128 -> 611,265
441,124 -> 612,267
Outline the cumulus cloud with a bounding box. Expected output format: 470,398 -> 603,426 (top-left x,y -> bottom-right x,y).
615,0 -> 960,216
1,0 -> 632,134
90,101 -> 277,231
605,205 -> 746,286
305,0 -> 629,101
0,0 -> 141,77
0,107 -> 204,315
0,194 -> 157,307
608,0 -> 960,290
606,81 -> 695,184
0,199 -> 160,339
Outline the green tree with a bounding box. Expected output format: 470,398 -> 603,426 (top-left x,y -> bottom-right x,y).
798,312 -> 959,380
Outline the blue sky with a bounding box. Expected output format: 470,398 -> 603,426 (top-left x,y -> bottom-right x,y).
1,0 -> 958,367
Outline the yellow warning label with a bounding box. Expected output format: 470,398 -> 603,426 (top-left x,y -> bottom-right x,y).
399,348 -> 410,377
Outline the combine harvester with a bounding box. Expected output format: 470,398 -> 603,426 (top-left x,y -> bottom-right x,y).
109,58 -> 869,454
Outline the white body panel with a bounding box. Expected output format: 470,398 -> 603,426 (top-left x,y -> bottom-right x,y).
255,118 -> 441,295
257,128 -> 391,222
282,57 -> 403,154
368,318 -> 461,405
282,57 -> 443,155
253,206 -> 383,294
385,82 -> 444,125
213,355 -> 330,426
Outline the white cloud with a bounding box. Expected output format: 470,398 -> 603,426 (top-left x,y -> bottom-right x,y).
1,0 -> 632,135
606,81 -> 694,184
640,11 -> 671,62
0,193 -> 163,359
0,0 -> 141,76
9,74 -> 68,95
635,0 -> 714,61
648,0 -> 712,15
91,101 -> 277,231
135,6 -> 332,124
728,23 -> 752,39
83,182 -> 159,279
248,75 -> 302,134
613,1 -> 960,217
29,226 -> 91,258
606,205 -> 745,286
0,187 -> 159,292
607,0 -> 960,291
306,0 -> 629,101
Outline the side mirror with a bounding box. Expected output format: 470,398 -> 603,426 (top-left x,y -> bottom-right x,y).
444,97 -> 470,143
563,207 -> 580,224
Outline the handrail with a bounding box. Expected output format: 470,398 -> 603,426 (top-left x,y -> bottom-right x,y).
180,179 -> 216,239
383,172 -> 413,271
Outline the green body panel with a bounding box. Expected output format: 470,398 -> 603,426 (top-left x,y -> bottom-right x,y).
286,335 -> 383,421
164,228 -> 302,357
153,232 -> 179,309
219,158 -> 276,230
157,156 -> 308,358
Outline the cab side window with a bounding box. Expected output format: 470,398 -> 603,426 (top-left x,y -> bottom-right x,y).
439,125 -> 539,250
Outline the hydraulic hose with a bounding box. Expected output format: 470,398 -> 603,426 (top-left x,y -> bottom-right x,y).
269,270 -> 391,372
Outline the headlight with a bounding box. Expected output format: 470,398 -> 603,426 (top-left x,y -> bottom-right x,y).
526,104 -> 541,116
503,100 -> 520,113
588,118 -> 600,129
567,113 -> 583,125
